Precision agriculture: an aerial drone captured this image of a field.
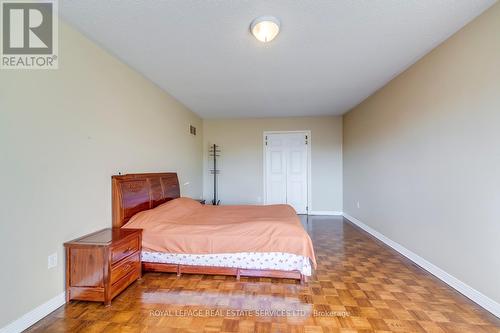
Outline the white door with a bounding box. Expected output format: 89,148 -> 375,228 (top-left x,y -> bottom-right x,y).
265,134 -> 287,206
265,132 -> 308,214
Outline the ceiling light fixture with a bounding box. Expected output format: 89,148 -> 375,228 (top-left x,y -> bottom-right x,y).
250,16 -> 280,43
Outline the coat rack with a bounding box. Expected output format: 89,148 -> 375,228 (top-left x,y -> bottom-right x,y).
209,144 -> 221,205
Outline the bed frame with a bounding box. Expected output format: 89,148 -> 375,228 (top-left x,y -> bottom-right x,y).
111,172 -> 306,283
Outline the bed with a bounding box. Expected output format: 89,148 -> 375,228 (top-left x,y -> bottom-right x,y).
112,172 -> 316,283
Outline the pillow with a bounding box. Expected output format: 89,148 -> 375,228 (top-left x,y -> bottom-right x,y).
154,197 -> 202,218
123,197 -> 201,228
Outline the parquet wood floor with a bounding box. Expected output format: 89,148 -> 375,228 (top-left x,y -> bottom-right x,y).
25,216 -> 500,332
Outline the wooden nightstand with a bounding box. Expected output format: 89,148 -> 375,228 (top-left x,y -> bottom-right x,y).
64,228 -> 142,306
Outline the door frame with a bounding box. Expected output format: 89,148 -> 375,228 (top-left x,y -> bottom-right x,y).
262,130 -> 312,214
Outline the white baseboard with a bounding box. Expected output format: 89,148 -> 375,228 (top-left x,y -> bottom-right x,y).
343,213 -> 500,319
0,292 -> 65,333
308,211 -> 343,216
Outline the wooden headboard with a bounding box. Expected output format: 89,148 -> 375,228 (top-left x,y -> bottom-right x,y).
111,172 -> 180,227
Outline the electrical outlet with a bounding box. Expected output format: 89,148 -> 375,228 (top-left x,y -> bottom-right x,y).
48,253 -> 57,269
356,201 -> 360,209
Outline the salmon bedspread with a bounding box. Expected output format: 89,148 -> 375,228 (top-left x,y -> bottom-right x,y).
122,197 -> 316,268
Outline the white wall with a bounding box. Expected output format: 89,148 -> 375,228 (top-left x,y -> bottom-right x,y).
343,2 -> 500,305
203,116 -> 342,212
0,21 -> 203,328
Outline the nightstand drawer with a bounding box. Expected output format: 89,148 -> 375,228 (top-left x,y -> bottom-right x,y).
111,267 -> 140,299
111,252 -> 140,285
111,236 -> 139,263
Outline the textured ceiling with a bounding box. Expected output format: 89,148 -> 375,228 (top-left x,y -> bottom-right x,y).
60,0 -> 496,118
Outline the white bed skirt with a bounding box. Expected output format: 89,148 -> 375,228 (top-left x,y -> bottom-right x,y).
142,251 -> 312,276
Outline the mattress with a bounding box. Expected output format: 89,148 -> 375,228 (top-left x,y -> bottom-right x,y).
142,251 -> 312,276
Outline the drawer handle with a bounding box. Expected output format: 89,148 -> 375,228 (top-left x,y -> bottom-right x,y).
123,264 -> 132,271
125,246 -> 132,253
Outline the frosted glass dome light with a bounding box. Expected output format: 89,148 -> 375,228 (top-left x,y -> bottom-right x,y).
250,16 -> 280,43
